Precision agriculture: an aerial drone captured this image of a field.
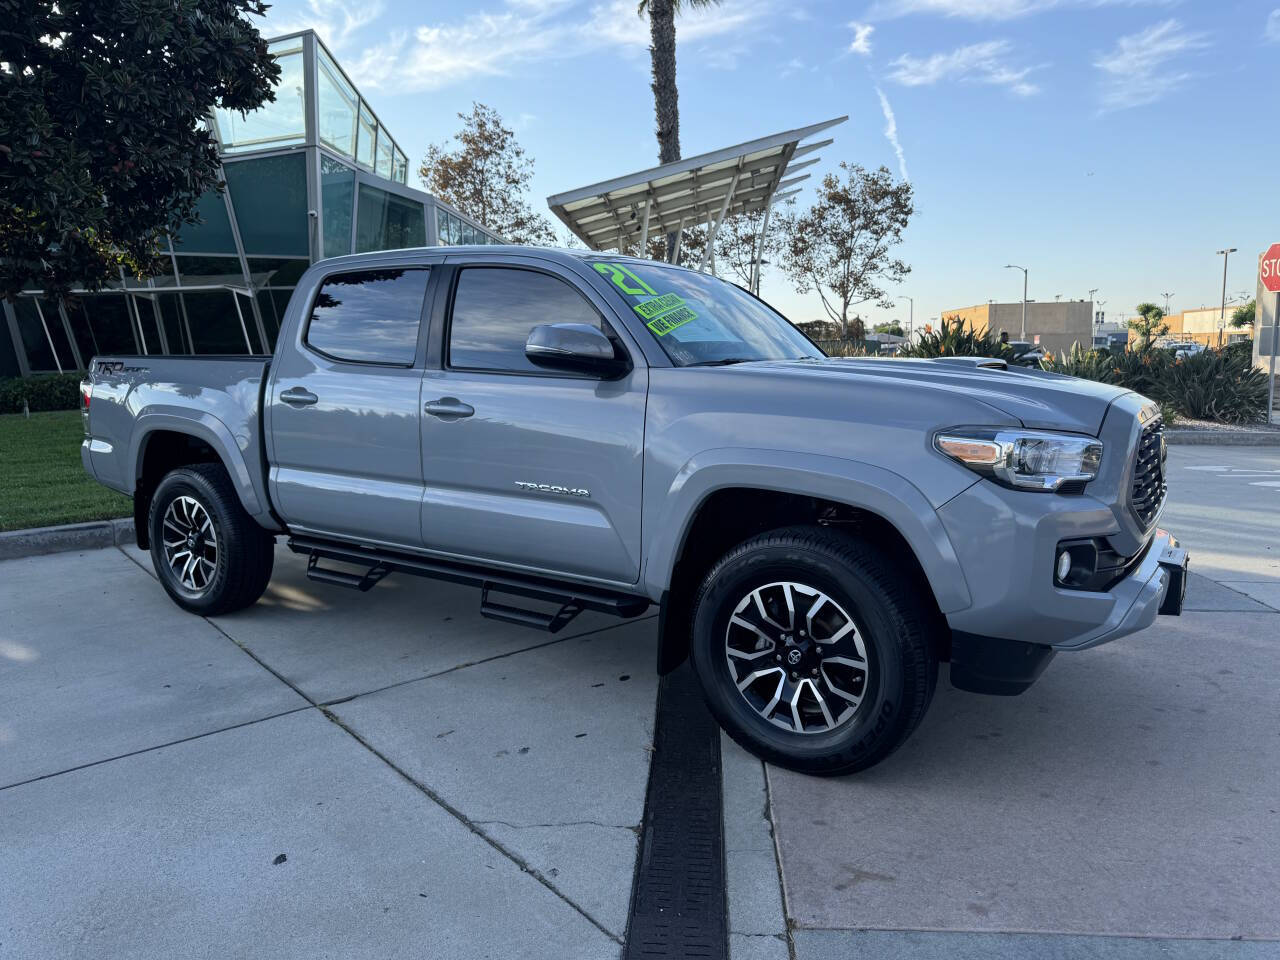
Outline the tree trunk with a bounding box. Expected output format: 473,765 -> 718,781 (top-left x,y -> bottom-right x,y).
648,0 -> 680,261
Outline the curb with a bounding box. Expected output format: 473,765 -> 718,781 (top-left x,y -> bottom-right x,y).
1166,431 -> 1280,446
0,517 -> 135,562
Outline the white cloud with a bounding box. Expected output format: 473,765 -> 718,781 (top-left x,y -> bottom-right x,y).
875,86 -> 909,182
887,40 -> 1041,95
323,0 -> 776,91
1094,18 -> 1210,111
255,0 -> 383,51
866,0 -> 1176,20
1266,9 -> 1280,43
849,21 -> 875,55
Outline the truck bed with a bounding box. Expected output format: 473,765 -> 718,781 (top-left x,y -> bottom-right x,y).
82,355 -> 277,528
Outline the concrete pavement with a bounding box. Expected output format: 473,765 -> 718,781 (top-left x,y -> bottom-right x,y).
1,545 -> 655,959
763,446 -> 1280,958
3,445 -> 1278,959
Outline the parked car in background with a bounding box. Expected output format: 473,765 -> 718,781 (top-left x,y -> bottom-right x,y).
79,246 -> 1188,775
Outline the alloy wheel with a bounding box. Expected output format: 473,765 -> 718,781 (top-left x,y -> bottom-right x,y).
724,581 -> 871,734
161,495 -> 218,593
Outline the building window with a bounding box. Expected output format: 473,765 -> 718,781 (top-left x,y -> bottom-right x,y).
355,184 -> 426,253
213,39 -> 306,153
74,295 -> 138,355
375,131 -> 394,179
172,190 -> 238,254
356,105 -> 377,170
305,268 -> 429,365
12,298 -> 62,371
321,154 -> 355,259
181,291 -> 252,354
317,49 -> 358,158
448,268 -> 602,374
224,153 -> 309,256
392,149 -> 408,184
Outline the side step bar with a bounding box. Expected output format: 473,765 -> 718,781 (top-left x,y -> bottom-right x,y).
288,536 -> 650,634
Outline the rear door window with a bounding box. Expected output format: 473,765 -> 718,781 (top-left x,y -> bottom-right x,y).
305,268 -> 430,365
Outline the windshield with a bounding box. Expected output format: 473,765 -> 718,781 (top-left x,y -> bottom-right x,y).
588,259 -> 823,367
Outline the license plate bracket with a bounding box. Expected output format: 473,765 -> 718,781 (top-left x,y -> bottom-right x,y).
1157,544 -> 1189,616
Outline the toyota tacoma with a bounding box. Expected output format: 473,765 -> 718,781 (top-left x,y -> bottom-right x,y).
80,246 -> 1188,774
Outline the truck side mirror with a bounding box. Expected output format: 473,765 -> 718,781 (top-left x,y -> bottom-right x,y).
525,323 -> 629,378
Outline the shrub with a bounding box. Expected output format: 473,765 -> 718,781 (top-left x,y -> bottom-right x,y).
1042,343 -> 1267,424
1161,348 -> 1269,424
0,373 -> 85,414
898,316 -> 1013,360
818,339 -> 870,357
1044,342 -> 1116,383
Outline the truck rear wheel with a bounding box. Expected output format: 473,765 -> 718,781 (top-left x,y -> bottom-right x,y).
689,526 -> 938,776
148,463 -> 274,617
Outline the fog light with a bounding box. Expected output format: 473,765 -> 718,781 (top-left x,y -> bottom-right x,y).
1056,550 -> 1072,583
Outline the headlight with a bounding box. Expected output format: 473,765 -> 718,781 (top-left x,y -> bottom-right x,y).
935,428 -> 1103,492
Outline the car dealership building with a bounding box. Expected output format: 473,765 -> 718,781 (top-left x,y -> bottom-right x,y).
0,30 -> 502,378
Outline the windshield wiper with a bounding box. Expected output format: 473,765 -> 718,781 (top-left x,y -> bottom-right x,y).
684,357 -> 758,367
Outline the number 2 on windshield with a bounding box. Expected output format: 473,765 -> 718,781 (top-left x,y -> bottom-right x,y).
593,262 -> 656,297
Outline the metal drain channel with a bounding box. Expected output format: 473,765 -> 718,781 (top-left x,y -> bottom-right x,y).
623,663 -> 728,959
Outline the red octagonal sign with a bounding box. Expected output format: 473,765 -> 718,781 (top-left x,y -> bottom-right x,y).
1262,243 -> 1280,293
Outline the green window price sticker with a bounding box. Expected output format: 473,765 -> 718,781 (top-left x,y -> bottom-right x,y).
633,293 -> 685,320
646,305 -> 698,336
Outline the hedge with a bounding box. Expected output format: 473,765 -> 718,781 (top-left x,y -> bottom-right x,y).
0,372 -> 85,414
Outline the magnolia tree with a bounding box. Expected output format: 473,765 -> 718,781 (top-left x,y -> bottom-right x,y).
0,0 -> 279,299
777,163 -> 914,342
420,103 -> 557,246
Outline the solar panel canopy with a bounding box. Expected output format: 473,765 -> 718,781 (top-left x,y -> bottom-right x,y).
546,117 -> 846,254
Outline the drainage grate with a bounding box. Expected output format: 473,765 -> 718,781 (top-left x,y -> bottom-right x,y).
623,663 -> 727,960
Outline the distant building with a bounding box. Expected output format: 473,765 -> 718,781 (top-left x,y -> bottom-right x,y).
1141,306 -> 1250,347
941,301 -> 1094,358
1,30 -> 503,378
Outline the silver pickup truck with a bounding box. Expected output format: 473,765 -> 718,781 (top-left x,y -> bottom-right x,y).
81,246 -> 1188,775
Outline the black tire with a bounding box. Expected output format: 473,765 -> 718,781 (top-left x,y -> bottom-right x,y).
148,463 -> 274,617
689,525 -> 938,776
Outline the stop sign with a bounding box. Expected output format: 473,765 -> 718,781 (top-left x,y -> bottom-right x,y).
1262,243 -> 1280,293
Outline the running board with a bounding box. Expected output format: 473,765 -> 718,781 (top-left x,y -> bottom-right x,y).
289,536 -> 650,631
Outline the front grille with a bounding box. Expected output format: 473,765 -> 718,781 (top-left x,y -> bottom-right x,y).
1129,417 -> 1167,527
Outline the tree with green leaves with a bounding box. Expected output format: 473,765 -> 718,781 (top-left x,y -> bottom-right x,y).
637,0 -> 721,260
420,103 -> 557,246
712,205 -> 789,289
0,0 -> 279,301
777,163 -> 914,342
1231,298 -> 1256,329
1129,302 -> 1169,351
873,321 -> 905,336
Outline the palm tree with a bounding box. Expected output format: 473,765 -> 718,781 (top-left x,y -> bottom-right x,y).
638,0 -> 721,260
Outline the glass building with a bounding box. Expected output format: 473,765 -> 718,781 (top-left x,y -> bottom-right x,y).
1,30 -> 502,378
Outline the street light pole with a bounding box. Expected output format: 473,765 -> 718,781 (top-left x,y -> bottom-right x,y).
1161,291 -> 1174,317
1005,264 -> 1028,340
1216,248 -> 1237,321
896,295 -> 913,341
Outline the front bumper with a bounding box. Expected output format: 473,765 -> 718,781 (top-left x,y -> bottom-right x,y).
937,467 -> 1188,694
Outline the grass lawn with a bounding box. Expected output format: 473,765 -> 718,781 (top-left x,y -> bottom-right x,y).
1,411 -> 132,532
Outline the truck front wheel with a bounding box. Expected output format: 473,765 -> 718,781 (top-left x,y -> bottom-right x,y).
148,463 -> 274,617
689,526 -> 938,776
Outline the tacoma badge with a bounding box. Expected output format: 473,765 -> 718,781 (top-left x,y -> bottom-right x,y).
514,481 -> 591,498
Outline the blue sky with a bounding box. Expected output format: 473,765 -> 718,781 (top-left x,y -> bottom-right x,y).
254,0 -> 1279,333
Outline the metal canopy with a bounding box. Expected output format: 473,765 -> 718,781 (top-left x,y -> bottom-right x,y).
546,116 -> 846,257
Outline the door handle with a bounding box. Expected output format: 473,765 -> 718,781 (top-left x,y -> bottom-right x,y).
280,387 -> 318,407
424,397 -> 474,419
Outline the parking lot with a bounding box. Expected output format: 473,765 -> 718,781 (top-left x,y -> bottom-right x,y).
3,445 -> 1279,959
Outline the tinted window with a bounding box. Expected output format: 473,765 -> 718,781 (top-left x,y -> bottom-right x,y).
306,268 -> 429,365
449,268 -> 602,373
